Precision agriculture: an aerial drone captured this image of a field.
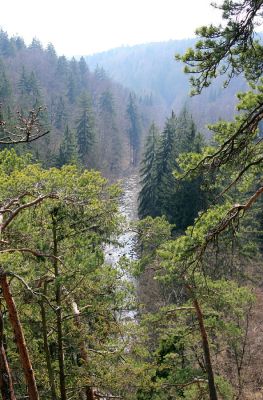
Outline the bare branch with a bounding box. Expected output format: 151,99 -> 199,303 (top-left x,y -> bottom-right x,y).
0,106 -> 49,145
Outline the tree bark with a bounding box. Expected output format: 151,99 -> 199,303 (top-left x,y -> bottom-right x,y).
186,284 -> 218,400
40,280 -> 57,400
0,308 -> 16,400
0,273 -> 39,400
71,301 -> 95,400
52,215 -> 67,400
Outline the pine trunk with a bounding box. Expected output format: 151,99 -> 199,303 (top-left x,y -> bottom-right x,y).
0,274 -> 39,400
190,292 -> 218,400
40,290 -> 58,400
72,301 -> 95,400
52,215 -> 67,400
0,309 -> 16,400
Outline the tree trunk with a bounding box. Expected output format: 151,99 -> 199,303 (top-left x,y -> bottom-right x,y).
72,301 -> 95,400
186,284 -> 218,400
0,273 -> 39,400
85,387 -> 95,400
40,281 -> 57,400
52,215 -> 67,400
0,308 -> 16,400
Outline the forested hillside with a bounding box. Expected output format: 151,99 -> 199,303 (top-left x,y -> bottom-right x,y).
86,39 -> 249,130
0,1 -> 263,399
0,30 -> 158,176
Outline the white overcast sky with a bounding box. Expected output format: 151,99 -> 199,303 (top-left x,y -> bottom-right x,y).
1,0 -> 223,56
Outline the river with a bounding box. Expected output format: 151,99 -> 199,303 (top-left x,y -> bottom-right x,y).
104,173 -> 139,266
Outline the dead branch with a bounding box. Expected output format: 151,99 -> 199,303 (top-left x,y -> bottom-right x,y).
0,106 -> 49,145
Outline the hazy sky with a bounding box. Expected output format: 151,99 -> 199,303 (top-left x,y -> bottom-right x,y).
1,0 -> 222,56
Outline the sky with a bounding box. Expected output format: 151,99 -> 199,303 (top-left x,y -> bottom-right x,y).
1,0 -> 223,57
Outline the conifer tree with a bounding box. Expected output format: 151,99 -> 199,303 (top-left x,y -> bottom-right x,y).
57,125 -> 79,166
54,97 -> 67,130
138,110 -> 206,230
127,93 -> 141,166
138,123 -> 160,218
168,109 -> 207,229
0,61 -> 12,101
0,30 -> 15,57
98,90 -> 122,174
155,110 -> 177,217
66,73 -> 77,104
75,92 -> 95,163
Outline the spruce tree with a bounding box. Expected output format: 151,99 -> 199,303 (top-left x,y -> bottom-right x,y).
57,125 -> 79,166
138,110 -> 207,230
55,97 -> 67,130
75,92 -> 95,163
156,111 -> 177,217
127,93 -> 141,166
138,123 -> 160,218
99,90 -> 122,174
0,61 -> 12,101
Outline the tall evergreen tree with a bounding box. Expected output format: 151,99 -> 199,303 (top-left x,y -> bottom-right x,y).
168,109 -> 207,229
156,110 -> 177,217
127,93 -> 141,166
67,73 -> 77,104
54,97 -> 67,130
138,123 -> 160,218
0,60 -> 12,101
75,92 -> 95,163
57,124 -> 79,166
138,110 -> 207,230
0,30 -> 15,57
98,91 -> 122,174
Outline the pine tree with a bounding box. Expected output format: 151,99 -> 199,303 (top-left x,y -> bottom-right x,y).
54,97 -> 67,130
67,73 -> 77,104
0,30 -> 15,57
18,66 -> 30,96
156,110 -> 177,217
127,93 -> 141,166
46,43 -> 57,61
57,125 -> 79,166
0,61 -> 12,101
99,90 -> 122,173
138,123 -> 160,218
79,57 -> 89,89
138,110 -> 207,230
75,92 -> 95,163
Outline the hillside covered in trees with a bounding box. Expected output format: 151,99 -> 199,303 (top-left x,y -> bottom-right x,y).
0,31 -> 159,176
86,39 -> 250,130
0,1 -> 262,399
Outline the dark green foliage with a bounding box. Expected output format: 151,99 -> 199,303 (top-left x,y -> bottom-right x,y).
156,111 -> 178,218
138,123 -> 160,218
57,125 -> 79,166
75,92 -> 95,162
54,96 -> 67,130
166,110 -> 207,229
139,109 -> 207,230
